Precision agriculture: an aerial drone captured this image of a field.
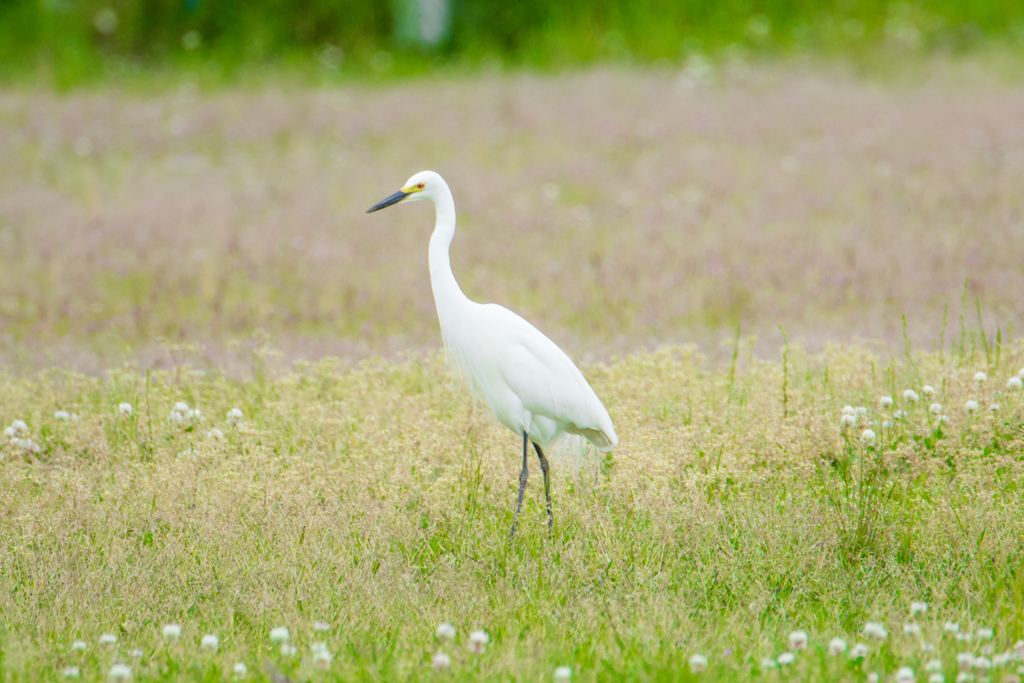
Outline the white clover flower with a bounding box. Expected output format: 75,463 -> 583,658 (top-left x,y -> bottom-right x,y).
896,666 -> 916,683
956,632 -> 972,642
1015,639 -> 1024,655
855,406 -> 867,416
828,637 -> 848,655
168,411 -> 183,424
923,385 -> 935,397
974,372 -> 987,384
928,675 -> 945,683
233,662 -> 247,677
130,649 -> 143,658
777,652 -> 795,665
880,396 -> 894,408
904,622 -> 923,636
227,408 -> 244,425
436,622 -> 456,640
883,420 -> 894,429
688,654 -> 708,672
55,410 -> 70,420
162,624 -> 181,639
173,402 -> 190,415
992,653 -> 1011,667
841,414 -> 858,428
99,633 -> 117,645
280,644 -> 297,656
192,409 -> 202,421
929,403 -> 943,415
311,642 -> 328,655
109,663 -> 131,680
72,640 -> 87,651
3,427 -> 13,438
208,428 -> 224,440
973,657 -> 992,670
926,660 -> 944,672
200,634 -> 219,650
468,630 -> 490,654
13,437 -> 41,453
894,409 -> 907,419
62,666 -> 80,678
977,628 -> 993,640
868,673 -> 880,683
850,643 -> 869,659
989,403 -> 999,412
761,658 -> 777,668
842,405 -> 856,415
313,649 -> 333,668
957,653 -> 975,670
119,402 -> 133,416
313,621 -> 331,632
863,622 -> 888,640
432,652 -> 451,669
1008,377 -> 1023,391
1019,368 -> 1024,379
11,420 -> 28,436
861,429 -> 876,444
965,400 -> 979,413
554,666 -> 573,681
789,630 -> 808,650
269,627 -> 289,643
954,673 -> 973,683
904,390 -> 920,403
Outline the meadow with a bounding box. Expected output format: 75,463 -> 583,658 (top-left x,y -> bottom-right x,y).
3,59 -> 1024,681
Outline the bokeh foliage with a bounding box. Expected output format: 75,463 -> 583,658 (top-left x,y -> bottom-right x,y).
1,0 -> 1024,85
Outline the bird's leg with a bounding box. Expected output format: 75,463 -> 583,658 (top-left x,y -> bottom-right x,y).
533,442 -> 553,532
509,431 -> 530,540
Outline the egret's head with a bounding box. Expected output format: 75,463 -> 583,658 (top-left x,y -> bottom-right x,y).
366,170 -> 444,213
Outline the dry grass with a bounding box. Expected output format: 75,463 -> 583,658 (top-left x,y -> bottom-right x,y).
2,342 -> 1024,680
2,61 -> 1024,372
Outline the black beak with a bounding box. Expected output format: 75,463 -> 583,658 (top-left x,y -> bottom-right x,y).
366,190 -> 409,213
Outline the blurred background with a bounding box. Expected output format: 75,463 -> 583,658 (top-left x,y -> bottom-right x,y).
1,0 -> 1023,85
1,1 -> 1023,374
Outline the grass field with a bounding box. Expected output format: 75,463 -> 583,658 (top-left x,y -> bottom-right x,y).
3,59 -> 1024,681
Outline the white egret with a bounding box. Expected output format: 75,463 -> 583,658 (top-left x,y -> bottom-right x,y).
367,171 -> 618,538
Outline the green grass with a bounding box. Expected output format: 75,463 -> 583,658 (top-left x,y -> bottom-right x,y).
2,340 -> 1024,680
2,0 -> 1024,87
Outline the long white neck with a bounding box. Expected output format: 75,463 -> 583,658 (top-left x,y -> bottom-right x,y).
427,182 -> 470,321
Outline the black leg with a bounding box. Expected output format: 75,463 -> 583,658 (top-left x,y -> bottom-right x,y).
534,442 -> 553,531
509,431 -> 529,540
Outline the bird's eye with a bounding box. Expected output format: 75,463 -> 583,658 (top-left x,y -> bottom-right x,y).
416,183 -> 425,189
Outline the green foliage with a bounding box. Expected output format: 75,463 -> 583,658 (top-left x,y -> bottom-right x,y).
2,0 -> 1024,85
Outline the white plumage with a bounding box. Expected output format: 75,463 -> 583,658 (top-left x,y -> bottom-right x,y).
368,170 -> 617,537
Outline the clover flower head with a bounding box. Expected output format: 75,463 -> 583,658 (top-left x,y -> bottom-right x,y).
109,664 -> 131,680
904,390 -> 920,403
828,638 -> 848,655
432,652 -> 451,669
436,622 -> 457,640
554,666 -> 573,681
200,634 -> 219,651
777,652 -> 795,665
688,654 -> 708,672
789,630 -> 808,650
468,630 -> 490,654
923,385 -> 935,397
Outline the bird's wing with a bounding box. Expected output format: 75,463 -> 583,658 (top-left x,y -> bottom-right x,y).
481,304 -> 617,450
